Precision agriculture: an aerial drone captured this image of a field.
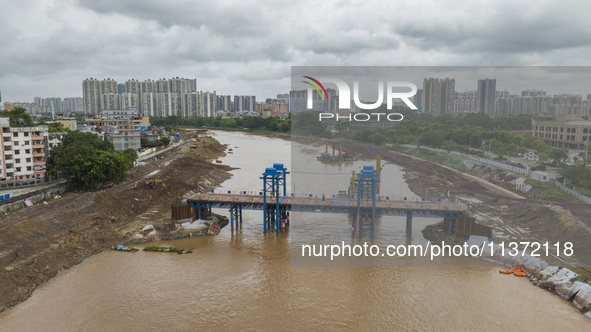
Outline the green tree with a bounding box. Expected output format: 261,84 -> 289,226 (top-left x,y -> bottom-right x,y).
219,118 -> 237,128
562,162 -> 591,187
47,131 -> 137,189
1,107 -> 33,127
418,129 -> 447,148
549,148 -> 569,164
276,119 -> 291,132
160,136 -> 171,147
291,111 -> 327,136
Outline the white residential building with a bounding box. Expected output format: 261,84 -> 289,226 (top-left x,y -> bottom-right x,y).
111,129 -> 141,151
0,118 -> 49,180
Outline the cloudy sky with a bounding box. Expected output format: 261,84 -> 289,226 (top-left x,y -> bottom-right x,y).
2,0 -> 591,102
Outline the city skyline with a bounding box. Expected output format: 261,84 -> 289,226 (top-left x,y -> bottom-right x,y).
3,1 -> 591,102
7,72 -> 591,118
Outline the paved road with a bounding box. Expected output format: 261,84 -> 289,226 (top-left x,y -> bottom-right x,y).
0,181 -> 66,198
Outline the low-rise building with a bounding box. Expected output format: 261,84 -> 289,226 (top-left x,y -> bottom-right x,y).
102,108 -> 138,119
531,171 -> 550,182
532,115 -> 591,149
111,129 -> 141,151
55,118 -> 78,131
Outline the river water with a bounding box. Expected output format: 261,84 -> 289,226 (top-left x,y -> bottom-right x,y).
0,131 -> 589,331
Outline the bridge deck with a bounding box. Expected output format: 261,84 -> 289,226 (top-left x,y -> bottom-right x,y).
186,193 -> 465,217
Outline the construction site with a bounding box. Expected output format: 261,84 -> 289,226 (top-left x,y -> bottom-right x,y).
331,139 -> 591,271
3,132 -> 591,316
317,139 -> 358,162
0,138 -> 231,312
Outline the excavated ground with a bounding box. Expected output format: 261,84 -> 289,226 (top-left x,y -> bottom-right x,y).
0,141 -> 231,312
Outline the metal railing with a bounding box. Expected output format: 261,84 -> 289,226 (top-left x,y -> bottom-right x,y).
554,180 -> 591,204
403,144 -> 530,175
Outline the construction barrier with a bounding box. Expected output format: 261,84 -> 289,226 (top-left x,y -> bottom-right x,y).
171,204 -> 193,221
454,214 -> 493,239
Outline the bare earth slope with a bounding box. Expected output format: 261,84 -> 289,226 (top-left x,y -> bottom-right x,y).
0,142 -> 231,312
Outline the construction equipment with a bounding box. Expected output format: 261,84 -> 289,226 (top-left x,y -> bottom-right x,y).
318,140 -> 358,162
145,179 -> 166,188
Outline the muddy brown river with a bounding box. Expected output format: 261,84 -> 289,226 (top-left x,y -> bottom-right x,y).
0,131 -> 589,331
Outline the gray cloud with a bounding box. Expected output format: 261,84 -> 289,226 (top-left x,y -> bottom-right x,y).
1,0 -> 591,102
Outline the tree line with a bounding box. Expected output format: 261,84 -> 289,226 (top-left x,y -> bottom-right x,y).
150,115 -> 291,133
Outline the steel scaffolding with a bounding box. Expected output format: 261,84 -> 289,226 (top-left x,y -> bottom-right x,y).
261,163 -> 290,233
351,165 -> 380,238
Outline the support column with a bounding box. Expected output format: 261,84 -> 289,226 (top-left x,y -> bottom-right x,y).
230,207 -> 234,228
406,211 -> 413,237
446,218 -> 455,235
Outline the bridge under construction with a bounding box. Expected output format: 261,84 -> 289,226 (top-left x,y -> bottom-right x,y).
186,162 -> 466,238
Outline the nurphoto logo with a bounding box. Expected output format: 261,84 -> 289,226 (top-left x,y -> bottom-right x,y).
303,76 -> 418,122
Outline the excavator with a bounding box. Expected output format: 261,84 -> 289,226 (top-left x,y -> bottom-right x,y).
145,179 -> 166,189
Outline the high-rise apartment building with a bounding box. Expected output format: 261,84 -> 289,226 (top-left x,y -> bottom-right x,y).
64,97 -> 84,113
83,77 -> 201,117
453,90 -> 478,113
422,78 -> 455,115
187,91 -> 217,117
83,78 -> 118,114
477,78 -> 496,115
217,95 -> 232,112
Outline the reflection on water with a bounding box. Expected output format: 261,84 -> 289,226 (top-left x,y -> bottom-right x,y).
0,131 -> 588,331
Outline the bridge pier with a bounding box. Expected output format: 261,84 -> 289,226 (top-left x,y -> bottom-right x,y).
406,211 -> 413,237
230,203 -> 243,229
196,206 -> 211,220
444,218 -> 455,235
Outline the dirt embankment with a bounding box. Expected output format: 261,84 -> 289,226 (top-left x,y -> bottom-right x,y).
0,142 -> 231,312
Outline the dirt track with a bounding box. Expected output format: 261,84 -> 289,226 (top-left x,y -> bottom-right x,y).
0,142 -> 231,312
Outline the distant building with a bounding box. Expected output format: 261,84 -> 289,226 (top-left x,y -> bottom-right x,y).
54,118 -> 78,131
217,95 -> 232,112
233,95 -> 256,113
422,78 -> 455,115
289,88 -> 337,112
102,109 -> 138,119
263,102 -> 288,118
110,129 -> 141,151
64,97 -> 84,113
453,90 -> 477,113
3,102 -> 52,116
532,115 -> 591,149
187,91 -> 217,117
83,77 -> 200,117
477,78 -> 496,115
86,115 -> 149,132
